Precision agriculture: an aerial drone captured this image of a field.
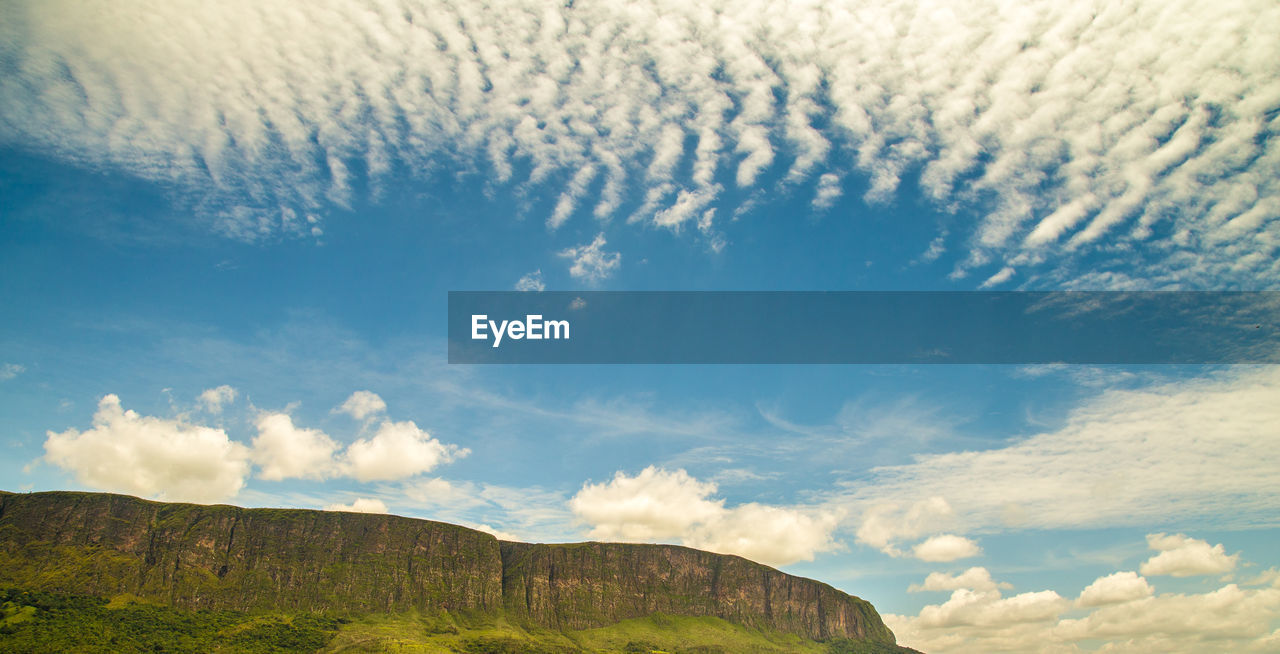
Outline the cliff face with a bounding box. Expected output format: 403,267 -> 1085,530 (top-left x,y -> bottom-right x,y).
0,491 -> 896,645
0,491 -> 502,613
500,541 -> 894,642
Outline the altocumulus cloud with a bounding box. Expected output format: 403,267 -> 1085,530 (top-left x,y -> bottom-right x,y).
2,0 -> 1277,286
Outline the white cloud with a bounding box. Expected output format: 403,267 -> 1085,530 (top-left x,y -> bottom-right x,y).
980,266 -> 1016,288
891,545 -> 1280,653
1077,571 -> 1154,608
1056,584 -> 1280,647
916,588 -> 1069,629
912,534 -> 983,562
251,412 -> 341,481
685,503 -> 840,568
838,367 -> 1280,540
910,567 -> 1013,593
558,233 -> 621,283
324,497 -> 388,514
0,363 -> 25,381
1244,568 -> 1280,589
336,390 -> 386,421
515,270 -> 546,292
197,385 -> 237,413
1140,533 -> 1239,577
812,172 -> 843,210
569,466 -> 838,567
571,466 -> 723,541
471,523 -> 520,541
43,394 -> 250,503
344,419 -> 467,482
855,496 -> 954,556
4,0 -> 1275,285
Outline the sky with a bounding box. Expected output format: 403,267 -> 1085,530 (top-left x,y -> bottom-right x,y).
2,0 -> 1279,651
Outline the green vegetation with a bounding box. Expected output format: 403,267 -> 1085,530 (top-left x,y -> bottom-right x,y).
0,588 -> 342,653
0,590 -> 920,653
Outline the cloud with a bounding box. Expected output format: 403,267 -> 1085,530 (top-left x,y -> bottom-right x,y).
980,266 -> 1016,288
912,534 -> 983,562
344,419 -> 467,482
197,385 -> 237,413
855,496 -> 954,556
569,466 -> 838,566
812,173 -> 843,210
1140,533 -> 1239,577
891,578 -> 1280,654
916,588 -> 1069,630
43,395 -> 251,503
1055,584 -> 1280,649
336,390 -> 387,421
324,497 -> 388,514
471,523 -> 519,541
1077,571 -> 1154,608
891,541 -> 1280,653
910,567 -> 1013,593
0,363 -> 25,381
251,412 -> 342,481
515,270 -> 546,292
571,466 -> 723,541
837,367 -> 1280,540
558,233 -> 621,283
5,0 -> 1274,284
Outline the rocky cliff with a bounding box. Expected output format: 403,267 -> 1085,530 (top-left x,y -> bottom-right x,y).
0,490 -> 896,645
500,541 -> 894,642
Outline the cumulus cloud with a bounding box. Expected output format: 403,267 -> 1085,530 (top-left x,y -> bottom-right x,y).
336,390 -> 387,421
43,394 -> 251,503
324,497 -> 388,514
471,523 -> 520,541
839,367 -> 1280,539
558,233 -> 621,283
344,419 -> 467,482
515,270 -> 546,291
912,534 -> 983,562
0,363 -> 25,381
1140,533 -> 1239,577
855,496 -> 954,556
891,544 -> 1280,653
569,466 -> 838,566
197,385 -> 237,413
910,567 -> 1013,593
915,588 -> 1069,630
4,0 -> 1274,284
1055,584 -> 1280,649
251,412 -> 342,481
1077,571 -> 1154,608
891,581 -> 1280,654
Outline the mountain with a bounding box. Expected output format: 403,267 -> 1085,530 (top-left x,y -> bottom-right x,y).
0,490 -> 910,652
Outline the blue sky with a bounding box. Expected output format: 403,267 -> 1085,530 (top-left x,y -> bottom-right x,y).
3,0 -> 1280,651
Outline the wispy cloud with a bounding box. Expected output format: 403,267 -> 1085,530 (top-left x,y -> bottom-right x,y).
831,366 -> 1280,550
2,0 -> 1276,284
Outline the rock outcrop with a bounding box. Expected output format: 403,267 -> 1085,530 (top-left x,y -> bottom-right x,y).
0,490 -> 896,645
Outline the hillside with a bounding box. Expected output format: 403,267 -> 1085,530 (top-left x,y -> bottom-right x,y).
0,490 -> 912,652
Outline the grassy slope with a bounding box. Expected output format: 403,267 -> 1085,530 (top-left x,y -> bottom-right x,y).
0,589 -> 920,653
